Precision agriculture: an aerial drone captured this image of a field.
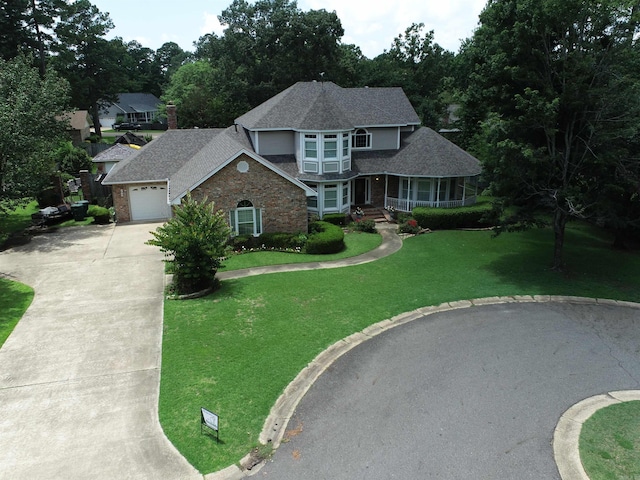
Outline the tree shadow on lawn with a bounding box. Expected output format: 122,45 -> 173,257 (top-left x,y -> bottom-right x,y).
482,226 -> 640,302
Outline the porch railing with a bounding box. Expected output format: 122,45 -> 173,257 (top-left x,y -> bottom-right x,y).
385,196 -> 477,212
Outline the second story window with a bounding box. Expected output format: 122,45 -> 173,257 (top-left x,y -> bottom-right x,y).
324,135 -> 337,158
304,134 -> 318,159
352,128 -> 371,149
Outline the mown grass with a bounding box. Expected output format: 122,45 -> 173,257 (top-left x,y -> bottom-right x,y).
0,200 -> 39,244
220,230 -> 382,271
580,401 -> 640,480
0,278 -> 34,348
160,222 -> 640,473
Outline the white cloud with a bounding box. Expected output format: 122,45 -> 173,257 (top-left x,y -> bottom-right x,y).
201,12 -> 225,37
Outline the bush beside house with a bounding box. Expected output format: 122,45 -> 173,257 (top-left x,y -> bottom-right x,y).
413,202 -> 495,230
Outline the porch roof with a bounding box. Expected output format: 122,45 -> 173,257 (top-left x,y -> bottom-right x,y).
352,127 -> 481,177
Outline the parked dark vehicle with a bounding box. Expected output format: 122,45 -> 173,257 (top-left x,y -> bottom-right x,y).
113,122 -> 141,131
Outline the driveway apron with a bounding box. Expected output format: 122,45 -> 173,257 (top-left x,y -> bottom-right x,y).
0,224 -> 200,480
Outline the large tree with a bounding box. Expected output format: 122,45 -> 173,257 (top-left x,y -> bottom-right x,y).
464,0 -> 640,269
210,0 -> 344,106
0,55 -> 70,213
52,0 -> 126,135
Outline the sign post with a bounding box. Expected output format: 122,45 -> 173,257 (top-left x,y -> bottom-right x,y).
201,407 -> 219,443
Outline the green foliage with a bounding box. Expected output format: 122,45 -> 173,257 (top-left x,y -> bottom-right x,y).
413,202 -> 495,230
322,213 -> 348,226
51,141 -> 92,176
87,205 -> 110,224
398,217 -> 421,234
305,221 -> 345,254
461,0 -> 640,269
229,231 -> 307,252
147,194 -> 231,294
0,55 -> 70,213
351,219 -> 377,233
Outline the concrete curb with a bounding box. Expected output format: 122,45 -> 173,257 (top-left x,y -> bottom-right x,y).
206,295 -> 640,479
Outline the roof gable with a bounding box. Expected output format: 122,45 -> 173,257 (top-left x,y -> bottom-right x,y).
235,81 -> 421,131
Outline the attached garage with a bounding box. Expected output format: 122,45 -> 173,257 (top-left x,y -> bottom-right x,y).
128,184 -> 171,221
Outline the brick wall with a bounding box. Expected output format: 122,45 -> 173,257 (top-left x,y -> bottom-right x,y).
111,184 -> 131,223
192,154 -> 308,233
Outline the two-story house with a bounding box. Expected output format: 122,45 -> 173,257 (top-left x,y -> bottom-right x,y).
102,81 -> 481,234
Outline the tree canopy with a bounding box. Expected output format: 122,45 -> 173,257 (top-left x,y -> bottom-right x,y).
461,0 -> 640,268
0,55 -> 71,212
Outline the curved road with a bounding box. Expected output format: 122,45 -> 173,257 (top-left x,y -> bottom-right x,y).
258,301 -> 640,479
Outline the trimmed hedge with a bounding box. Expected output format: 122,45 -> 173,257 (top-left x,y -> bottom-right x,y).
306,221 -> 345,254
322,213 -> 348,226
413,202 -> 495,230
228,232 -> 307,251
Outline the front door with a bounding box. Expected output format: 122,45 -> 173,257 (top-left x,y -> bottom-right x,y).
353,177 -> 370,205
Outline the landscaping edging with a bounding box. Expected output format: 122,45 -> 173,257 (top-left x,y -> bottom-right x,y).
204,295 -> 640,480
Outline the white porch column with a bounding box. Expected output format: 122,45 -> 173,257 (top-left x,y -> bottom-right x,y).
436,178 -> 441,207
462,177 -> 466,205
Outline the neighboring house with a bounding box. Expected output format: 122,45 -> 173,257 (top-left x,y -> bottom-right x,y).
102,81 -> 481,234
59,110 -> 92,144
99,93 -> 161,129
93,143 -> 143,174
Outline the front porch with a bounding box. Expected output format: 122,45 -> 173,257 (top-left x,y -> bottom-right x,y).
384,195 -> 478,211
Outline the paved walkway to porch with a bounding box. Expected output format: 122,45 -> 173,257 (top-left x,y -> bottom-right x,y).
216,223 -> 403,281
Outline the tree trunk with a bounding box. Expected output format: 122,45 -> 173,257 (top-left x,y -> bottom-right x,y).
91,102 -> 102,137
552,208 -> 568,270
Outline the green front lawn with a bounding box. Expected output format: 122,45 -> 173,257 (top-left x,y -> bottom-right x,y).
0,278 -> 34,347
0,200 -> 39,244
580,401 -> 640,479
160,223 -> 640,473
221,231 -> 382,271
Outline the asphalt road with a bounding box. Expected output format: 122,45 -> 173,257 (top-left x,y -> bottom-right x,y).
258,302 -> 640,479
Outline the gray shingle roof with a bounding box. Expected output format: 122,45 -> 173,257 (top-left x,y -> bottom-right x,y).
101,93 -> 161,116
235,82 -> 421,130
103,129 -> 225,184
92,143 -> 141,163
352,127 -> 482,177
103,126 -> 313,202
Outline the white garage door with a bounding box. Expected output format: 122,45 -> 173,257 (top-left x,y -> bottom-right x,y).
129,184 -> 171,221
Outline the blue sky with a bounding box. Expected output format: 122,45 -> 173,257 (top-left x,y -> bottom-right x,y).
90,0 -> 487,58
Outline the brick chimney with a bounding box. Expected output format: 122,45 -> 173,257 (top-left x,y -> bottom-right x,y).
166,102 -> 177,130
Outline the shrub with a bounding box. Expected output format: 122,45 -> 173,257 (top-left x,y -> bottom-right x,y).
322,213 -> 348,226
412,202 -> 494,230
399,218 -> 421,234
87,205 -> 110,224
147,194 -> 230,295
305,221 -> 345,254
351,219 -> 377,233
228,232 -> 307,252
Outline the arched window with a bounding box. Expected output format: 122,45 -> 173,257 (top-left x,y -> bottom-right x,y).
351,128 -> 371,149
230,200 -> 262,236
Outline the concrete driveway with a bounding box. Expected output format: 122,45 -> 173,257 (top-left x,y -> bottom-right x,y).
0,223 -> 200,480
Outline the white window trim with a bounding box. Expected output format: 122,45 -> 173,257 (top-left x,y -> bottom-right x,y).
230,206 -> 263,237
351,128 -> 372,150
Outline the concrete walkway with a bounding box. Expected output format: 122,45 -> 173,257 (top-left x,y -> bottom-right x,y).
217,223 -> 402,281
0,223 -> 200,480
